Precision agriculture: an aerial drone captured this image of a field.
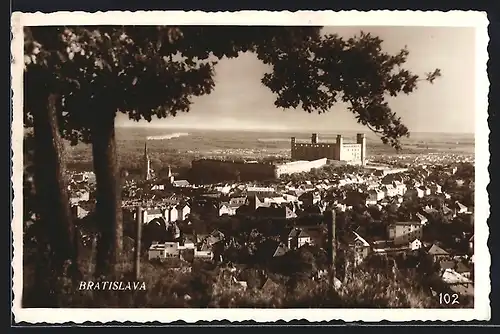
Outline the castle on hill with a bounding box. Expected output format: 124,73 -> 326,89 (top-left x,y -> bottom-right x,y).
291,133 -> 367,165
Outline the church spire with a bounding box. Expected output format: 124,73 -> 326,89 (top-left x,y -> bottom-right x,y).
143,141 -> 151,181
168,165 -> 174,184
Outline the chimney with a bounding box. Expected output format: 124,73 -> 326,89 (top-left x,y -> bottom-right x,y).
336,135 -> 343,145
356,133 -> 366,165
311,133 -> 319,144
290,137 -> 296,160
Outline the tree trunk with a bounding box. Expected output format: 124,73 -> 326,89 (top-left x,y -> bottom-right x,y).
31,93 -> 79,306
92,112 -> 123,278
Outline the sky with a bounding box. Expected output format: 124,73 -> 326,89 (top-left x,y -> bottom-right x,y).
116,26 -> 476,134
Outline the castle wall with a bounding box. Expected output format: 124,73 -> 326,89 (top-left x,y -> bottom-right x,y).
191,159 -> 277,184
291,133 -> 367,165
291,142 -> 339,161
275,158 -> 328,177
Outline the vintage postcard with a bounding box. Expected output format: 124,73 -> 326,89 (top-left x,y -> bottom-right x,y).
11,10 -> 490,323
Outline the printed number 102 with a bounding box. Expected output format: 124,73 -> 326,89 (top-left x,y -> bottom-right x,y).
439,293 -> 459,305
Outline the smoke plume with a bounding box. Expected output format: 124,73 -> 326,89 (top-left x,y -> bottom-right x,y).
146,132 -> 189,140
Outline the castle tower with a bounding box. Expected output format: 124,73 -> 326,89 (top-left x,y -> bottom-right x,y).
336,135 -> 343,160
168,166 -> 174,185
356,133 -> 366,165
311,133 -> 319,144
290,137 -> 296,160
143,142 -> 151,181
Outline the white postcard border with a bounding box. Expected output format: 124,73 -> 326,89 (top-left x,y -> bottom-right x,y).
11,10 -> 491,323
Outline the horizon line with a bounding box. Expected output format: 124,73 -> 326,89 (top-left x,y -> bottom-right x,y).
115,125 -> 475,135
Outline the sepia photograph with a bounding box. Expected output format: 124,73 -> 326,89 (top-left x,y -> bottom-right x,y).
12,10 -> 490,323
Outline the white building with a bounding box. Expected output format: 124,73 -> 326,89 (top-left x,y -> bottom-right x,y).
219,203 -> 239,216
382,184 -> 398,197
409,239 -> 423,251
366,189 -> 385,205
148,242 -> 166,260
388,221 -> 424,246
148,239 -> 216,261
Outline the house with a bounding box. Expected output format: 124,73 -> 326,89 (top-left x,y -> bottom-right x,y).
394,195 -> 404,204
409,238 -> 423,251
366,189 -> 385,205
229,196 -> 247,206
203,229 -> 225,247
165,206 -> 178,223
441,268 -> 473,296
427,244 -> 450,261
70,189 -> 91,204
218,202 -> 231,216
272,243 -> 290,257
301,226 -> 325,247
148,241 -> 180,260
298,191 -> 322,207
164,241 -> 180,257
182,235 -> 196,249
388,221 -> 424,246
172,180 -> 191,188
393,181 -> 407,196
469,235 -> 474,254
263,196 -> 291,206
163,203 -> 190,223
71,205 -> 90,219
286,228 -> 311,249
429,183 -> 442,194
453,260 -> 471,277
439,260 -> 455,272
422,205 -> 439,217
215,184 -> 232,194
194,249 -> 214,260
419,186 -> 431,196
255,205 -> 297,220
176,203 -> 191,221
416,212 -> 428,225
454,201 -> 469,215
405,187 -> 424,199
218,202 -> 239,216
351,231 -> 371,266
148,242 -> 166,260
143,208 -> 164,224
382,184 -> 397,197
151,183 -> 165,191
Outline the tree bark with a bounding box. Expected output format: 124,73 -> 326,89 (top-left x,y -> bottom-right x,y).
31,93 -> 79,306
92,112 -> 123,278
